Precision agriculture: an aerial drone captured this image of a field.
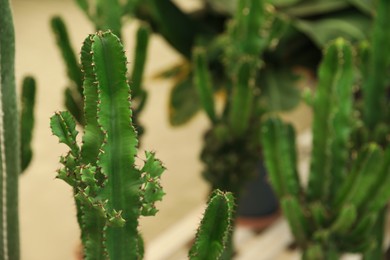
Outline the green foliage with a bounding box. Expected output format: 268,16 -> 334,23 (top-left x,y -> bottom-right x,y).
51,31 -> 164,259
262,31 -> 390,259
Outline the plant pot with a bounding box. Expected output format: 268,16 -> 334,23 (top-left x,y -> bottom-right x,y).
236,160 -> 280,231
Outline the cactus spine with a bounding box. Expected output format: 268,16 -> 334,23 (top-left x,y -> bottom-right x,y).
51,31 -> 164,259
0,0 -> 20,258
262,37 -> 390,258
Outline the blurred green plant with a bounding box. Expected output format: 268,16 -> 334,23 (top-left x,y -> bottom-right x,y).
51,0 -> 149,136
135,0 -> 373,126
51,31 -> 235,259
0,0 -> 36,259
261,0 -> 390,256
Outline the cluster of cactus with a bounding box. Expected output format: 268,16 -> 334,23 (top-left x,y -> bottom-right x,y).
51,0 -> 149,136
261,0 -> 390,258
194,0 -> 271,195
134,0 -> 373,127
0,0 -> 36,259
51,31 -> 235,259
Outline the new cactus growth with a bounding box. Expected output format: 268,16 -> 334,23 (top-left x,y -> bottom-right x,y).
262,37 -> 390,259
51,31 -> 164,259
51,30 -> 235,259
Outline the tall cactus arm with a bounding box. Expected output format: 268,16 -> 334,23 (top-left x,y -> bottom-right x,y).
0,0 -> 20,258
131,24 -> 150,98
51,16 -> 83,91
95,0 -> 122,39
363,0 -> 390,131
261,117 -> 300,198
92,31 -> 141,259
307,38 -> 354,203
193,48 -> 217,124
78,33 -> 107,259
80,35 -> 104,164
229,59 -> 255,137
281,196 -> 309,247
20,76 -> 36,172
189,190 -> 235,260
335,144 -> 383,210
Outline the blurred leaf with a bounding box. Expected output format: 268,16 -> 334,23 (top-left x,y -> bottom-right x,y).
169,76 -> 201,126
293,11 -> 371,47
281,0 -> 350,17
348,0 -> 375,14
271,0 -> 303,8
260,68 -> 301,111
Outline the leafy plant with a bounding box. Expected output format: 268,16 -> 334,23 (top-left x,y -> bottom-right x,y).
261,1 -> 390,254
51,31 -> 235,259
51,0 -> 149,136
0,0 -> 36,259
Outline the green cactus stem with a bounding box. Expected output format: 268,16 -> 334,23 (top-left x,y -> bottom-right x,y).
189,190 -> 235,260
51,31 -> 165,259
262,38 -> 390,258
20,76 -> 36,172
362,0 -> 390,132
0,0 -> 20,258
306,38 -> 354,203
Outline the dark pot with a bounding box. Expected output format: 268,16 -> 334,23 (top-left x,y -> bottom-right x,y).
236,161 -> 280,230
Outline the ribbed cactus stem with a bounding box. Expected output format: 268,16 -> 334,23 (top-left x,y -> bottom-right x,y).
0,0 -> 20,259
51,31 -> 165,259
363,0 -> 390,131
307,38 -> 354,203
189,190 -> 235,260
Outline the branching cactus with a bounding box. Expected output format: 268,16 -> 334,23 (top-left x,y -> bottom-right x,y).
261,38 -> 390,259
51,8 -> 150,136
50,30 -> 234,259
50,31 -> 164,259
195,0 -> 268,195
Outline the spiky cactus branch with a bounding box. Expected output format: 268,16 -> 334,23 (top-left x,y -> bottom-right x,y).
51,31 -> 164,259
262,38 -> 390,259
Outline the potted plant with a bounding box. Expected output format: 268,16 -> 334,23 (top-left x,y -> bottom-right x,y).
261,1 -> 390,258
50,30 -> 235,260
131,0 -> 375,226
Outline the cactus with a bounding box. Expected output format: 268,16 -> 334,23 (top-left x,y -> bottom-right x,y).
0,0 -> 20,258
195,0 -> 268,195
0,1 -> 37,259
51,30 -> 235,259
189,190 -> 235,260
261,37 -> 390,259
20,76 -> 36,172
51,1 -> 150,136
51,31 -> 164,259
